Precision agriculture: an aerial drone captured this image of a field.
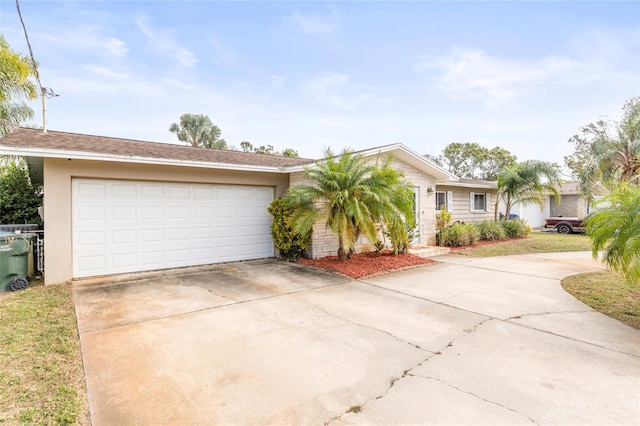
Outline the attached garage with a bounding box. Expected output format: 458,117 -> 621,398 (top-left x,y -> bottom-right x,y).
72,179 -> 274,277
0,128 -> 312,284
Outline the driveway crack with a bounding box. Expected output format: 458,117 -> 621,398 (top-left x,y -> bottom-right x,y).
324,318 -> 491,425
410,374 -> 540,425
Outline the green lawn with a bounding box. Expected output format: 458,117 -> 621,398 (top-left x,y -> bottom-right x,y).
562,271 -> 640,329
0,284 -> 88,425
452,231 -> 592,257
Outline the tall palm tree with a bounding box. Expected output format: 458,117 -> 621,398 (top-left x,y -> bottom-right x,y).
496,160 -> 561,220
0,34 -> 37,136
587,183 -> 640,284
570,97 -> 640,202
169,113 -> 227,149
285,149 -> 414,260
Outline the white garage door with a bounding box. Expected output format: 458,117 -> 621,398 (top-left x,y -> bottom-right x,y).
72,179 -> 274,278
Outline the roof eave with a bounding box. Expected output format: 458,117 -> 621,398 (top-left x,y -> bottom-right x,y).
0,146 -> 290,174
284,144 -> 460,181
436,181 -> 498,189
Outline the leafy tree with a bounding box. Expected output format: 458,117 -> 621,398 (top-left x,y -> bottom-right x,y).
169,113 -> 227,149
240,141 -> 253,152
587,183 -> 640,284
285,149 -> 415,260
565,97 -> 640,202
496,160 -> 562,220
0,34 -> 37,136
282,148 -> 299,158
426,142 -> 516,180
0,158 -> 42,225
483,147 -> 518,180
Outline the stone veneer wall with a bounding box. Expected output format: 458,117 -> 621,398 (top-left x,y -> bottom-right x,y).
288,157 -> 438,259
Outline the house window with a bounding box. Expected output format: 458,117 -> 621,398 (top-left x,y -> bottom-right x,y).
435,191 -> 447,211
470,192 -> 490,212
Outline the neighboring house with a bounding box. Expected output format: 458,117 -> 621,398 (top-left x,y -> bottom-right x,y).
503,182 -> 588,228
434,179 -> 498,224
550,182 -> 590,217
0,128 -> 457,284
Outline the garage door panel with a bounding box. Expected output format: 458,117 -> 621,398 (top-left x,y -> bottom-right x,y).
168,228 -> 190,241
77,206 -> 106,222
111,206 -> 136,221
167,185 -> 190,199
140,252 -> 164,268
141,184 -> 164,199
111,183 -> 137,198
193,186 -> 214,199
77,230 -> 106,247
73,179 -> 274,278
76,181 -> 106,198
111,253 -> 137,269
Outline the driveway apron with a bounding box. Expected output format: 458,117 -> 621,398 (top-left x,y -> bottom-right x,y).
73,254 -> 640,425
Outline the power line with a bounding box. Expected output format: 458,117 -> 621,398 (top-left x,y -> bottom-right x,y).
15,0 -> 58,133
15,0 -> 41,93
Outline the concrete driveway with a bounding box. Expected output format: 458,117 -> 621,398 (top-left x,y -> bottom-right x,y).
73,254 -> 640,425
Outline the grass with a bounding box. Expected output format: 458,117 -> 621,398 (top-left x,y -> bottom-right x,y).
562,271 -> 640,330
0,283 -> 89,425
452,231 -> 592,257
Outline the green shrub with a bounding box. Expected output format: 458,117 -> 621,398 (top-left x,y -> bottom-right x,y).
0,159 -> 43,226
476,220 -> 506,241
435,207 -> 451,247
442,222 -> 479,247
501,218 -> 530,238
267,197 -> 312,260
383,219 -> 416,255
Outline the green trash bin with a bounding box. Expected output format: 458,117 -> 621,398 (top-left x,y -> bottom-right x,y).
0,232 -> 34,292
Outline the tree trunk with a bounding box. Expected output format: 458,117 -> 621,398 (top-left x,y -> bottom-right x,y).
338,235 -> 347,261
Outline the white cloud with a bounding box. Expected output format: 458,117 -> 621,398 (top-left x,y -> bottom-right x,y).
284,10 -> 339,36
36,26 -> 129,57
304,73 -> 377,110
416,48 -> 578,107
135,17 -> 197,68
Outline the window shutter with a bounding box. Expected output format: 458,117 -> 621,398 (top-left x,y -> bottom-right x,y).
447,191 -> 453,212
469,192 -> 474,211
486,193 -> 491,212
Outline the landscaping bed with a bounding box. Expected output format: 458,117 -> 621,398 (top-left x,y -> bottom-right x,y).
300,251 -> 434,279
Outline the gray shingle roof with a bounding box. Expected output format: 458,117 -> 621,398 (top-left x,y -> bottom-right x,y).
0,127 -> 315,168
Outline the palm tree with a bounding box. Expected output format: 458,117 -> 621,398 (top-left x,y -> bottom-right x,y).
0,102 -> 33,136
568,97 -> 640,202
587,183 -> 640,284
169,113 -> 227,149
496,160 -> 562,220
285,149 -> 415,260
0,34 -> 37,136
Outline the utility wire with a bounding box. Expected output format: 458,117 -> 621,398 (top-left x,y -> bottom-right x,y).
15,0 -> 42,94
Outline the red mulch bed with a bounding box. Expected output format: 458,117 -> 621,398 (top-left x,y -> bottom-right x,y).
299,250 -> 434,279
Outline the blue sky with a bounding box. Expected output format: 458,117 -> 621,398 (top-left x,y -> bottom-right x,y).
1,1 -> 638,167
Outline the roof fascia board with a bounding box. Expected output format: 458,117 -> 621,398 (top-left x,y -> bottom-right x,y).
284,144 -> 460,182
0,146 -> 289,174
436,181 -> 497,189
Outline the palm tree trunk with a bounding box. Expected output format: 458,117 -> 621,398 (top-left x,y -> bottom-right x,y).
338,235 -> 347,261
